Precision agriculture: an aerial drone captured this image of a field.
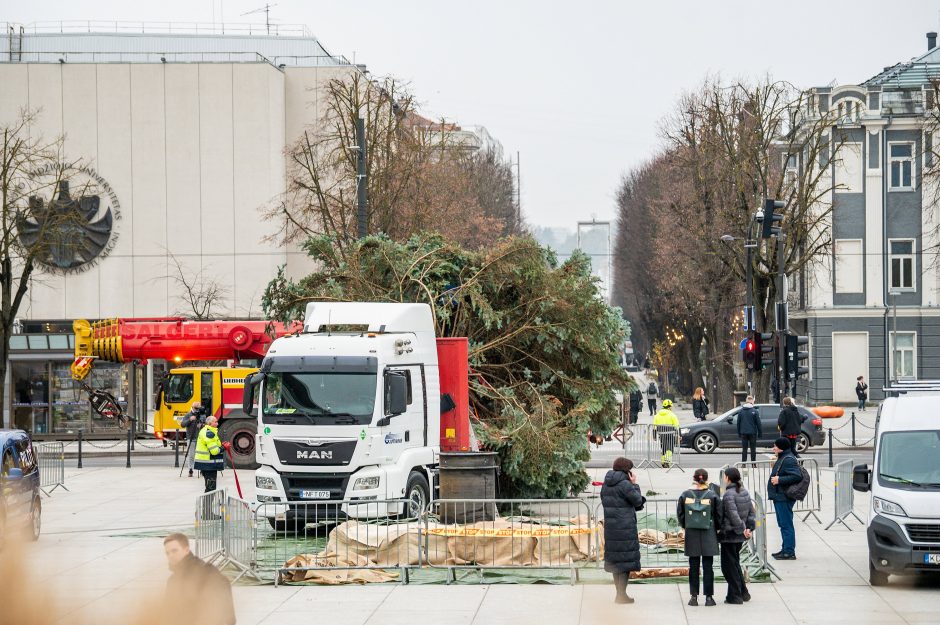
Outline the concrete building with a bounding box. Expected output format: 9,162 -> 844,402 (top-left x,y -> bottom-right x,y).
0,22 -> 360,433
792,32 -> 940,404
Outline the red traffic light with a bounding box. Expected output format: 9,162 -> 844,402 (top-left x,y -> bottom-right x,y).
745,340 -> 755,352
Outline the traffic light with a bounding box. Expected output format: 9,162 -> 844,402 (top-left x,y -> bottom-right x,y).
756,331 -> 775,371
785,333 -> 810,379
743,332 -> 758,371
760,199 -> 785,239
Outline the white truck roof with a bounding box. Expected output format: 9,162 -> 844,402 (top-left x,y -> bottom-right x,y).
879,393 -> 940,432
303,302 -> 435,336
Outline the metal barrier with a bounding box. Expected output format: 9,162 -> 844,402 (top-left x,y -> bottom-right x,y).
825,460 -> 863,531
34,442 -> 67,495
623,424 -> 683,470
194,489 -> 226,564
257,499 -> 420,586
220,496 -> 263,582
734,458 -> 822,523
424,499 -> 594,584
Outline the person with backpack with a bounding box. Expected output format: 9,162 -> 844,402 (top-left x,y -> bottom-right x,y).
646,381 -> 658,416
777,396 -> 802,457
737,395 -> 762,462
855,375 -> 869,412
678,468 -> 722,606
768,437 -> 804,560
601,457 -> 646,604
719,467 -> 755,604
691,387 -> 709,421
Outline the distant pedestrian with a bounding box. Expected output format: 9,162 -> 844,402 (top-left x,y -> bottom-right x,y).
163,533 -> 237,625
719,468 -> 755,604
855,376 -> 869,412
678,469 -> 722,607
768,437 -> 802,560
770,376 -> 780,404
776,396 -> 802,457
180,402 -> 207,478
195,416 -> 226,494
737,395 -> 762,462
628,385 -> 643,425
646,381 -> 658,416
601,457 -> 646,605
692,387 -> 709,422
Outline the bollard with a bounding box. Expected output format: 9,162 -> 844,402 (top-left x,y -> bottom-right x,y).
174,433 -> 180,468
131,418 -> 136,451
851,411 -> 856,447
126,427 -> 132,468
77,430 -> 83,469
828,428 -> 833,468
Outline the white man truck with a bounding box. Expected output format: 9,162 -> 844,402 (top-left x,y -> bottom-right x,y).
853,383 -> 940,586
246,303 -> 472,528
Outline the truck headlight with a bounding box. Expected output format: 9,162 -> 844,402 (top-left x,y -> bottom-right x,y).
256,476 -> 278,490
680,428 -> 690,435
873,497 -> 907,517
353,476 -> 380,491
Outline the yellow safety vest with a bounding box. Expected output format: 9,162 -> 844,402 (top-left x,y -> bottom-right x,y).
194,426 -> 224,471
653,409 -> 680,429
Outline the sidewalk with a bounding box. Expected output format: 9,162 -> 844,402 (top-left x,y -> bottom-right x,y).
21,464 -> 940,625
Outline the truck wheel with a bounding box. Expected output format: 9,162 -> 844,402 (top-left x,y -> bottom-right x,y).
405,471 -> 430,518
220,419 -> 259,470
869,562 -> 889,586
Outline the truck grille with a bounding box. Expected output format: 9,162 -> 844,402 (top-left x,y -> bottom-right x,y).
906,524 -> 940,543
280,472 -> 350,501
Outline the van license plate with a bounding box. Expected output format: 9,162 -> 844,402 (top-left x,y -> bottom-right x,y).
925,554 -> 940,565
300,490 -> 330,499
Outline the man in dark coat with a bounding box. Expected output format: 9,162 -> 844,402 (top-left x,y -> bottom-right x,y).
163,533 -> 236,625
776,397 -> 803,456
736,395 -> 762,462
628,387 -> 643,425
601,457 -> 646,604
768,437 -> 802,560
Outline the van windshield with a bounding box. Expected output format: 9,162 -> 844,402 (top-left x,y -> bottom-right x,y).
878,430 -> 940,489
261,371 -> 376,425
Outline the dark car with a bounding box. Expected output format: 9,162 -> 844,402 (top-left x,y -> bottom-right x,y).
0,430 -> 41,546
679,404 -> 826,454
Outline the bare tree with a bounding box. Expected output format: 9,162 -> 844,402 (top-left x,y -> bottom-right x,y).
167,254 -> 229,320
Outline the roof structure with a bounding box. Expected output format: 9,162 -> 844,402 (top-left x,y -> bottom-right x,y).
864,43 -> 940,89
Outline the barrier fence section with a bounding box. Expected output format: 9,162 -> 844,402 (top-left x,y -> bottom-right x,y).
194,489 -> 226,564
623,424 -> 684,471
734,458 -> 822,523
258,499 -> 420,586
825,459 -> 863,531
34,441 -> 67,495
424,499 -> 594,584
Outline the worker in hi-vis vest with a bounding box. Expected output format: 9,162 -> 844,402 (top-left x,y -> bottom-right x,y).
194,416 -> 227,493
653,399 -> 681,467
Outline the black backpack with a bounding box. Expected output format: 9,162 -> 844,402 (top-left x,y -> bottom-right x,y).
648,383 -> 657,395
784,460 -> 811,501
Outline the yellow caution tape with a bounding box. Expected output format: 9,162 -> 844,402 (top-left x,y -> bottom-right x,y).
426,526 -> 594,537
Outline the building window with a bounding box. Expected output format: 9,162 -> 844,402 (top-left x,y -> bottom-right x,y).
888,142 -> 915,190
889,332 -> 916,380
834,239 -> 863,293
889,239 -> 915,290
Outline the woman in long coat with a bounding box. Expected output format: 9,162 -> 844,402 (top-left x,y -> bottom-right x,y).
601,457 -> 646,604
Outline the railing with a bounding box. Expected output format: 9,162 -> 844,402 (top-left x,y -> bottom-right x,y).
6,21 -> 312,37
733,458 -> 822,523
194,489 -> 226,564
824,459 -> 863,531
33,442 -> 67,495
622,424 -> 684,471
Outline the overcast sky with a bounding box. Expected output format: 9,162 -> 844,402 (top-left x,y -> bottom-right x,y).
6,1 -> 940,228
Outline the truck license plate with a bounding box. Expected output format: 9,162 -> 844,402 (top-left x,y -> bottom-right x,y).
925,554 -> 940,565
300,490 -> 331,500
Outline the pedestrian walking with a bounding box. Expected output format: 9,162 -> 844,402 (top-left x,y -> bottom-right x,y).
776,396 -> 802,457
194,416 -> 227,494
180,402 -> 207,478
737,395 -> 762,462
768,437 -> 802,560
646,381 -> 658,416
628,384 -> 643,425
719,467 -> 755,604
163,533 -> 237,625
653,399 -> 680,467
692,387 -> 709,422
678,468 -> 722,607
601,457 -> 646,605
856,376 -> 869,412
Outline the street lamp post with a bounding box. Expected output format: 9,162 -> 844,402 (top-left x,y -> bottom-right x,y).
720,220 -> 758,395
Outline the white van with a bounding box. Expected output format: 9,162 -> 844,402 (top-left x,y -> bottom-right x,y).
853,386 -> 940,586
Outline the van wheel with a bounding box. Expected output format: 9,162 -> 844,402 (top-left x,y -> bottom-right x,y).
28,497 -> 41,541
869,562 -> 889,586
796,433 -> 810,454
405,472 -> 430,518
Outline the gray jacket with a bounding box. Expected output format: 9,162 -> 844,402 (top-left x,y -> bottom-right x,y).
719,487 -> 756,544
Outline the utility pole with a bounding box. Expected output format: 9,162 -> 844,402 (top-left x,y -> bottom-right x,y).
775,234 -> 788,404
356,117 -> 368,239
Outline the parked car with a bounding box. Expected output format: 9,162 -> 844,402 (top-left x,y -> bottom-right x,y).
679,404 -> 826,454
0,429 -> 41,546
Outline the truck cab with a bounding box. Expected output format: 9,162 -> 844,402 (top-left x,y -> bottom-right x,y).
853,389 -> 940,585
250,303 -> 443,523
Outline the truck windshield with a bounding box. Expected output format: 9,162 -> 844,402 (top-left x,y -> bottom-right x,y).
262,371 -> 376,425
164,373 -> 194,403
878,430 -> 940,489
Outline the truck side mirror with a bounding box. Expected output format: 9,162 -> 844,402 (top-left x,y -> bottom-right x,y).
385,372 -> 408,417
243,372 -> 264,415
853,464 -> 871,493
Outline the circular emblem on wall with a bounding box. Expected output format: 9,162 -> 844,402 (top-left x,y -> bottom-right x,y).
18,165 -> 122,275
